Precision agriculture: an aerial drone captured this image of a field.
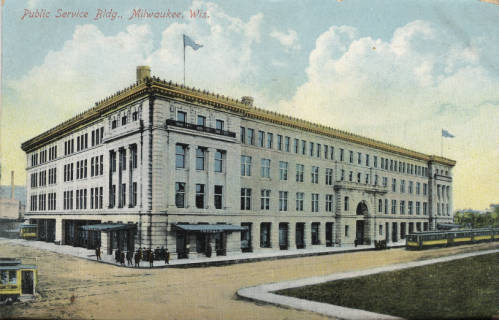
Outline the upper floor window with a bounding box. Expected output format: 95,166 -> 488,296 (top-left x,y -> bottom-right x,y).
325,168 -> 333,185
196,148 -> 206,170
195,184 -> 205,209
294,139 -> 299,154
340,148 -> 345,162
261,159 -> 271,178
349,151 -> 354,163
214,185 -> 223,209
279,191 -> 288,211
215,150 -> 225,173
197,115 -> 206,126
267,133 -> 273,149
241,188 -> 251,210
177,111 -> 187,123
284,136 -> 290,152
296,164 -> 304,182
132,111 -> 138,121
317,144 -> 321,158
247,128 -> 255,145
309,142 -> 314,157
216,119 -> 224,131
176,144 -> 186,169
241,155 -> 252,176
279,161 -> 288,180
240,127 -> 246,143
277,135 -> 283,151
311,194 -> 319,212
257,131 -> 264,147
112,119 -> 117,129
357,152 -> 362,165
301,140 -> 306,155
175,182 -> 185,208
311,166 -> 319,184
122,115 -> 127,126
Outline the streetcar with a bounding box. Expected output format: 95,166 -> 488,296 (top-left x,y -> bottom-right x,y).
19,224 -> 38,240
0,258 -> 38,304
406,228 -> 499,250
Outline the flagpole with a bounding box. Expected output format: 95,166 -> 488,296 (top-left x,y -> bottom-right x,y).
183,35 -> 186,86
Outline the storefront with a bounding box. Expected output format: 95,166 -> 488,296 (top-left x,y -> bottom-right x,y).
174,224 -> 246,259
80,223 -> 137,255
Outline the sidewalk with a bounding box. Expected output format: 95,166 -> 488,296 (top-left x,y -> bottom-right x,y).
0,237 -> 405,268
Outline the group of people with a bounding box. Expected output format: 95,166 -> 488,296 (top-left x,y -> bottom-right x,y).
93,246 -> 170,268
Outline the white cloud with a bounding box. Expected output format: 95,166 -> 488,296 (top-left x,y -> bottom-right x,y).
277,20 -> 499,209
270,28 -> 300,51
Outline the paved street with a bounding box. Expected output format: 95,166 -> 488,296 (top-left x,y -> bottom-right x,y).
1,239 -> 497,320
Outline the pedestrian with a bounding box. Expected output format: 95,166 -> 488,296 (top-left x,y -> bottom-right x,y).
95,246 -> 101,261
149,249 -> 154,268
115,248 -> 121,263
164,248 -> 170,264
126,250 -> 132,266
134,250 -> 141,268
120,251 -> 125,266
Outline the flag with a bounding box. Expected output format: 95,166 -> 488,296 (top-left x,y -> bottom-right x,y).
183,34 -> 203,51
442,129 -> 455,138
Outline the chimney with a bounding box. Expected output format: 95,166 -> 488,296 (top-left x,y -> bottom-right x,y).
241,96 -> 254,106
136,66 -> 151,82
10,171 -> 14,200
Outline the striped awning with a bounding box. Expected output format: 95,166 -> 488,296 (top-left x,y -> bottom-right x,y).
175,224 -> 246,233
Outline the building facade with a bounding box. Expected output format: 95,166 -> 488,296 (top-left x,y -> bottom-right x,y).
21,66 -> 455,259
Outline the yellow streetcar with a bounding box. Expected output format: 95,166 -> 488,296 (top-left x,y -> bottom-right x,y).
19,224 -> 38,240
0,258 -> 38,304
406,228 -> 499,250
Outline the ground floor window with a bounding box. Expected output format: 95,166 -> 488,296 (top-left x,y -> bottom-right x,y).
345,225 -> 349,237
241,223 -> 252,252
260,223 -> 271,248
311,222 -> 320,244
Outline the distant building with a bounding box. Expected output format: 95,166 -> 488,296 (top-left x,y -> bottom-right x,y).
21,66 -> 455,259
0,172 -> 24,220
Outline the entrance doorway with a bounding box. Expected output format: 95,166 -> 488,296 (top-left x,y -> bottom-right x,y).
326,222 -> 334,247
385,222 -> 389,242
214,232 -> 226,256
176,231 -> 188,259
279,223 -> 289,250
241,223 -> 252,252
356,220 -> 365,245
21,271 -> 34,294
392,222 -> 398,242
295,223 -> 305,249
400,222 -> 406,239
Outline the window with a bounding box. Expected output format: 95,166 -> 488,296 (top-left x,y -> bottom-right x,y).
358,152 -> 362,165
197,115 -> 206,126
301,140 -> 306,155
122,115 -> 127,125
294,138 -> 299,153
345,225 -> 349,237
311,166 -> 319,184
240,127 -> 245,143
366,154 -> 370,167
392,200 -> 397,214
196,147 -> 206,170
379,225 -> 383,236
384,199 -> 388,214
261,159 -> 270,178
309,142 -> 314,157
326,194 -> 334,212
277,135 -> 283,150
325,168 -> 333,185
214,185 -> 223,209
374,156 -> 378,168
349,151 -> 353,163
247,128 -> 255,145
112,119 -> 118,129
400,180 -> 405,193
195,184 -> 205,209
378,199 -> 383,212
400,200 -> 405,214
408,181 -> 413,194
120,184 -> 126,208
317,144 -> 321,158
241,188 -> 251,210
423,183 -> 428,195
296,192 -> 304,211
177,111 -> 186,122
131,183 -> 137,207
176,144 -> 186,168
383,177 -> 388,187
392,178 -> 397,192
311,193 -> 319,212
257,131 -> 264,147
296,164 -> 304,182
241,155 -> 252,176
215,150 -> 224,173
279,161 -> 288,180
284,136 -> 290,152
340,148 -> 344,161
260,223 -> 271,248
279,191 -> 288,211
330,146 -> 335,160
175,182 -> 185,208
416,201 -> 421,215
132,111 -> 138,121
311,223 -> 320,245
324,145 -> 329,159
416,182 -> 421,195
216,119 -> 224,131
349,171 -> 353,182
408,201 -> 413,215
261,189 -> 270,210
267,133 -> 273,149
357,172 -> 361,183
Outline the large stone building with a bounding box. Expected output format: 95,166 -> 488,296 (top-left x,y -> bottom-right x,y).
21,66 -> 455,259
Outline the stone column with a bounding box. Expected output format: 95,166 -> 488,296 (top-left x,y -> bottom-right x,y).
54,218 -> 63,244
320,222 -> 327,246
251,222 -> 260,252
270,221 -> 279,249
186,145 -> 196,208
206,148 -> 215,209
288,222 -> 296,250
167,137 -> 176,208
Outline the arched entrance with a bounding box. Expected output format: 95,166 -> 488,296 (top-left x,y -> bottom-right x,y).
355,201 -> 368,245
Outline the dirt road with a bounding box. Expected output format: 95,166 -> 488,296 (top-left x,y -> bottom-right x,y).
2,240 -> 497,320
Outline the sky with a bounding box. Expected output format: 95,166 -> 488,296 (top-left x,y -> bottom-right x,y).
0,0 -> 498,210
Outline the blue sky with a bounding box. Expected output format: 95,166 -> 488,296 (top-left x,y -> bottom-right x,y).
1,0 -> 499,210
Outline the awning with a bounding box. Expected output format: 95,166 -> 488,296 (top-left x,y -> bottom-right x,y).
175,224 -> 246,233
437,223 -> 462,230
80,223 -> 137,232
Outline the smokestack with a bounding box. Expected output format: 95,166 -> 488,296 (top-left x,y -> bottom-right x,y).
10,171 -> 14,200
136,66 -> 151,82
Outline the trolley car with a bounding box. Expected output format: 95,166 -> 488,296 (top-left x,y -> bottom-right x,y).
406,228 -> 499,250
19,224 -> 38,240
0,258 -> 38,303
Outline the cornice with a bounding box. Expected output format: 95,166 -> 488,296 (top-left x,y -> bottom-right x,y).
21,76 -> 456,167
